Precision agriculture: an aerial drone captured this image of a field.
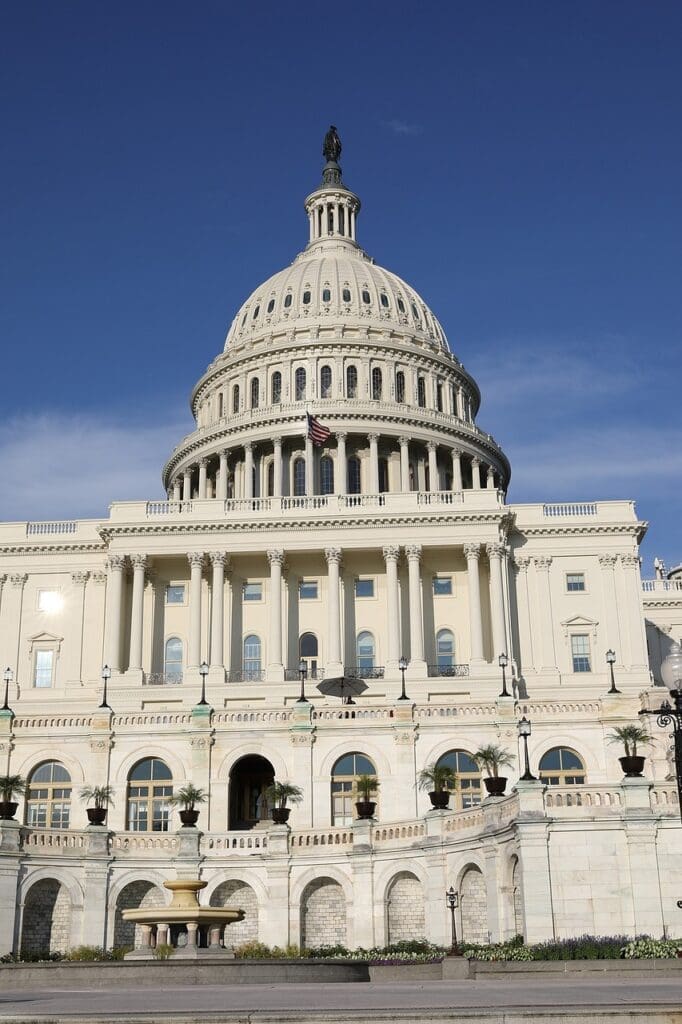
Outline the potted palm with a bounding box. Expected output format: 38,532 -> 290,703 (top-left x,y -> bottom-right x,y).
80,785 -> 114,826
265,780 -> 304,825
169,783 -> 206,827
418,762 -> 457,809
355,774 -> 379,819
473,744 -> 515,797
0,775 -> 25,820
608,724 -> 651,778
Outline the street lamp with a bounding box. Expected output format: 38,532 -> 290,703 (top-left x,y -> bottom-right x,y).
2,668 -> 13,713
445,887 -> 460,956
517,716 -> 537,781
640,641 -> 682,823
498,653 -> 510,698
99,664 -> 112,709
198,660 -> 209,706
606,649 -> 621,695
398,655 -> 409,701
297,658 -> 308,703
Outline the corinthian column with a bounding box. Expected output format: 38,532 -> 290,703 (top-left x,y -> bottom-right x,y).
266,550 -> 285,681
187,552 -> 204,669
325,548 -> 343,675
427,442 -> 438,492
172,478 -> 182,501
451,448 -> 463,491
335,433 -> 347,496
533,556 -> 557,674
104,555 -> 126,672
399,437 -> 410,492
464,543 -> 484,664
368,433 -> 379,493
405,545 -> 426,675
128,554 -> 147,673
272,438 -> 283,498
486,543 -> 507,660
217,451 -> 229,500
182,468 -> 192,501
209,552 -> 228,676
383,546 -> 401,669
244,444 -> 254,499
472,457 -> 482,489
198,458 -> 208,499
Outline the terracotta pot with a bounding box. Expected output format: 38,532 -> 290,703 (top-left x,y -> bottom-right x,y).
86,807 -> 108,826
271,807 -> 291,825
355,800 -> 376,819
483,777 -> 507,797
0,801 -> 18,821
428,790 -> 450,809
619,755 -> 645,778
179,809 -> 200,827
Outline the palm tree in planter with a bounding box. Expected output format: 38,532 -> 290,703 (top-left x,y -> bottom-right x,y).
80,785 -> 114,826
355,774 -> 380,819
0,775 -> 25,820
473,744 -> 515,797
169,784 -> 206,827
265,780 -> 304,825
608,724 -> 651,778
418,762 -> 457,809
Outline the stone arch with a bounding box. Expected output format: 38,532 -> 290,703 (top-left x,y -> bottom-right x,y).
16,750 -> 85,785
209,880 -> 259,947
21,878 -> 72,956
113,879 -> 166,949
318,740 -> 393,780
113,746 -> 187,786
386,871 -> 425,944
459,864 -> 487,944
215,742 -> 289,783
300,876 -> 347,949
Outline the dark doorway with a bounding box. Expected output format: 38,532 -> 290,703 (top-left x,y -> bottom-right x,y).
228,755 -> 275,830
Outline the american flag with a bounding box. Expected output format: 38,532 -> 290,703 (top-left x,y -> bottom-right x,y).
307,412 -> 331,446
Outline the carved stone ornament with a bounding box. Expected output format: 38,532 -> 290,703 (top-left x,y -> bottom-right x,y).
130,554 -> 148,571
486,542 -> 505,560
190,735 -> 214,750
267,549 -> 286,568
187,551 -> 205,568
619,554 -> 640,567
463,543 -> 481,560
71,571 -> 90,586
393,730 -> 415,746
598,554 -> 618,568
450,448 -> 462,459
514,556 -> 531,571
9,573 -> 28,588
382,545 -> 401,562
398,436 -> 410,448
533,556 -> 553,571
209,551 -> 229,568
324,547 -> 342,565
290,731 -> 315,746
107,555 -> 126,572
426,441 -> 437,453
405,544 -> 422,561
90,738 -> 111,752
91,571 -> 107,585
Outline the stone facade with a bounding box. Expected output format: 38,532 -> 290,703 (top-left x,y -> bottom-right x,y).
210,880 -> 259,947
300,878 -> 347,948
386,872 -> 425,944
21,879 -> 72,955
460,867 -> 488,945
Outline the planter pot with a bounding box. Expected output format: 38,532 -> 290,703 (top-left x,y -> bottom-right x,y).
483,777 -> 507,797
86,807 -> 108,826
619,755 -> 645,778
0,801 -> 18,821
355,800 -> 376,819
428,790 -> 451,810
179,809 -> 200,827
271,807 -> 291,825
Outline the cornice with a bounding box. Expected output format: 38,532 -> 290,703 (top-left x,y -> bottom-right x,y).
0,543 -> 106,556
514,525 -> 646,540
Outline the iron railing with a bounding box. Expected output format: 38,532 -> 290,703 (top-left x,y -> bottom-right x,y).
427,664 -> 470,678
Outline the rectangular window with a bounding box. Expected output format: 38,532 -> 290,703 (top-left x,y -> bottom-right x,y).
432,577 -> 452,596
37,589 -> 61,613
34,650 -> 54,688
243,582 -> 263,601
571,634 -> 591,673
165,585 -> 185,604
355,578 -> 374,598
299,580 -> 318,600
566,573 -> 585,592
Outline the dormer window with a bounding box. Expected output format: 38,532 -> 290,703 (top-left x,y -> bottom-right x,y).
411,303 -> 420,322
241,313 -> 248,327
267,299 -> 275,313
253,305 -> 260,319
302,290 -> 311,305
362,289 -> 371,304
397,297 -> 406,313
342,287 -> 351,303
322,288 -> 331,303
284,293 -> 293,308
380,293 -> 389,308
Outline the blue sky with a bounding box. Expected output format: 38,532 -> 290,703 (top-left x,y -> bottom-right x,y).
1,2 -> 680,573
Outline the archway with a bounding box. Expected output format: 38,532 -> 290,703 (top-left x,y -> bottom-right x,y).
228,755 -> 275,830
113,880 -> 165,949
21,879 -> 72,956
300,877 -> 346,949
386,871 -> 425,943
460,866 -> 487,944
210,880 -> 259,947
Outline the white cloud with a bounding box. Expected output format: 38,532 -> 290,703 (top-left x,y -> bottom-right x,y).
383,119 -> 423,137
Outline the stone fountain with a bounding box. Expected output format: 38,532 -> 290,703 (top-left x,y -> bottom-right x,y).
123,878 -> 244,958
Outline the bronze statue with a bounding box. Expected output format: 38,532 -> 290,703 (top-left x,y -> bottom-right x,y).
323,125 -> 342,163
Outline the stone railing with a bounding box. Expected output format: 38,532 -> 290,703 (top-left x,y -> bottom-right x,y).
145,673 -> 183,686
203,832 -> 268,855
427,663 -> 470,678
212,709 -> 293,726
12,715 -> 93,731
22,829 -> 87,853
311,706 -> 395,722
415,703 -> 497,720
289,827 -> 354,851
543,785 -> 623,812
542,502 -> 598,517
344,665 -> 385,680
26,520 -> 79,535
642,579 -> 682,593
373,821 -> 426,843
111,834 -> 179,855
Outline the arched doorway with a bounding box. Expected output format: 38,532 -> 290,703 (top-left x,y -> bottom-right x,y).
300,877 -> 346,948
228,755 -> 275,830
21,878 -> 72,956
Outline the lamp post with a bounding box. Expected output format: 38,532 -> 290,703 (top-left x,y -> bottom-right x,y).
398,655 -> 409,701
606,649 -> 621,695
639,641 -> 682,824
99,664 -> 112,710
445,887 -> 460,956
498,652 -> 510,698
297,658 -> 308,703
517,716 -> 537,781
198,660 -> 209,706
2,668 -> 13,713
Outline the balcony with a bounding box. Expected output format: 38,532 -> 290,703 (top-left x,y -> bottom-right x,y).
344,665 -> 385,680
427,664 -> 470,678
144,673 -> 183,686
227,669 -> 265,683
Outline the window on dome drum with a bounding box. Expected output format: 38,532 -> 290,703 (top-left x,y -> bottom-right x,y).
302,290 -> 311,305
362,289 -> 371,304
166,585 -> 185,604
397,297 -> 406,313
371,367 -> 382,401
284,292 -> 293,308
267,461 -> 275,496
293,457 -> 306,496
355,578 -> 374,598
357,631 -> 376,672
243,582 -> 262,602
295,367 -> 307,401
342,287 -> 351,303
271,371 -> 282,404
539,748 -> 586,786
346,365 -> 358,398
436,381 -> 443,412
253,305 -> 260,319
127,758 -> 173,832
435,750 -> 482,809
395,371 -> 405,403
417,377 -> 426,408
331,752 -> 377,825
436,628 -> 456,670
411,303 -> 420,322
250,377 -> 259,409
378,458 -> 389,493
267,298 -> 275,313
218,392 -> 224,418
347,456 -> 361,494
299,580 -> 318,600
433,577 -> 452,596
299,632 -> 318,677
320,455 -> 334,495
566,573 -> 586,592
322,288 -> 331,303
33,650 -> 54,688
320,364 -> 332,398
241,312 -> 247,327
232,385 -> 240,413
243,634 -> 262,680
164,637 -> 183,683
380,292 -> 389,308
571,634 -> 591,672
26,762 -> 72,829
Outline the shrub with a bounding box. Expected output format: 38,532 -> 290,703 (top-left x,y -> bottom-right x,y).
530,935 -> 629,960
234,940 -> 277,959
66,946 -> 106,962
154,943 -> 174,960
621,938 -> 682,959
109,946 -> 132,961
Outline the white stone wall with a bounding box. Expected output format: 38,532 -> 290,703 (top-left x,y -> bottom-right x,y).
386,872 -> 425,943
300,877 -> 347,949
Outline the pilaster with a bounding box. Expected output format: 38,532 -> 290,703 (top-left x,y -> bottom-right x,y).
0,821 -> 22,955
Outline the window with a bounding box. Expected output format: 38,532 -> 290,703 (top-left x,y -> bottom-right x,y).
436,628 -> 456,670
433,577 -> 452,596
417,377 -> 426,407
284,292 -> 293,308
566,573 -> 586,592
322,288 -> 331,303
539,747 -> 586,786
299,580 -> 318,600
299,632 -> 318,677
293,457 -> 306,496
320,455 -> 334,495
397,297 -> 406,313
166,585 -> 185,604
356,631 -> 375,671
436,381 -> 443,412
346,365 -> 358,398
26,762 -> 72,829
243,634 -> 262,680
371,367 -> 382,401
362,288 -> 371,304
250,377 -> 259,409
295,367 -> 307,401
320,365 -> 332,398
164,637 -> 183,683
436,750 -> 481,809
571,634 -> 591,672
302,290 -> 311,305
34,650 -> 54,688
218,392 -> 224,418
271,371 -> 282,404
355,579 -> 374,598
378,458 -> 389,493
267,298 -> 275,313
395,371 -> 405,403
411,302 -> 420,323
342,287 -> 351,303
252,305 -> 260,319
232,384 -> 240,413
241,312 -> 247,327
331,752 -> 377,825
348,456 -> 361,494
267,461 -> 275,496
37,590 -> 61,613
380,292 -> 389,308
127,758 -> 173,832
243,582 -> 263,602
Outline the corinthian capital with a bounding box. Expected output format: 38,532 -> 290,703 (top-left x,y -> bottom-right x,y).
486,542 -> 505,560
382,545 -> 401,563
619,554 -> 640,568
405,544 -> 422,562
209,551 -> 230,568
130,554 -> 148,571
71,571 -> 90,586
598,554 -> 617,568
463,543 -> 481,561
324,547 -> 343,566
9,573 -> 28,588
533,556 -> 552,571
187,551 -> 205,568
106,555 -> 126,572
267,549 -> 285,568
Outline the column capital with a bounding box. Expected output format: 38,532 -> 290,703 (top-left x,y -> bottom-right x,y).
335,431 -> 347,442
619,553 -> 640,568
471,456 -> 481,467
71,571 -> 89,586
405,544 -> 422,562
367,432 -> 379,444
463,543 -> 481,561
398,435 -> 410,449
183,466 -> 192,477
219,447 -> 230,458
486,542 -> 505,560
187,551 -> 205,568
533,555 -> 552,571
382,545 -> 400,562
130,554 -> 148,571
426,440 -> 437,453
514,555 -> 531,572
106,555 -> 126,572
325,546 -> 343,565
244,441 -> 253,453
272,436 -> 283,448
91,571 -> 107,585
209,551 -> 230,568
450,447 -> 462,458
199,457 -> 208,467
267,549 -> 286,568
599,554 -> 618,568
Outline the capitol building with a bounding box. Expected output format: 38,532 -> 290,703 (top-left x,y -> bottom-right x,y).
0,131 -> 681,957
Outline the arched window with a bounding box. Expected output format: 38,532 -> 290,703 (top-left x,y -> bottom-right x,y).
348,456 -> 361,494
436,750 -> 481,809
243,635 -> 262,681
250,377 -> 259,409
397,297 -> 406,313
127,758 -> 173,832
331,752 -> 377,825
322,287 -> 331,303
362,288 -> 371,304
295,367 -> 307,401
302,289 -> 311,305
267,298 -> 275,313
232,384 -> 240,413
371,367 -> 382,401
417,377 -> 426,407
320,365 -> 332,398
539,748 -> 586,786
267,461 -> 275,496
395,371 -> 405,403
411,302 -> 420,323
26,762 -> 72,829
436,380 -> 443,412
436,629 -> 455,672
284,292 -> 293,308
271,371 -> 282,404
342,287 -> 351,303
299,632 -> 318,677
293,457 -> 306,496
164,637 -> 183,683
380,292 -> 389,308
346,365 -> 358,398
378,458 -> 389,493
356,631 -> 376,673
252,304 -> 260,319
218,392 -> 224,418
320,455 -> 334,495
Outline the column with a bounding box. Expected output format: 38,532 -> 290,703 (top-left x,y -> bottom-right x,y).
368,433 -> 379,493
182,468 -> 192,501
405,545 -> 426,674
209,552 -> 227,675
599,554 -> 621,665
187,552 -> 204,669
217,451 -> 228,500
272,437 -> 283,498
464,543 -> 484,663
128,554 -> 147,673
172,479 -> 182,501
427,442 -> 438,491
244,444 -> 254,499
486,466 -> 495,489
198,458 -> 208,499
486,543 -> 507,660
325,548 -> 343,675
266,550 -> 285,681
533,556 -> 557,674
383,546 -> 401,670
104,556 -> 125,672
399,437 -> 410,492
67,571 -> 88,686
456,386 -> 465,419
513,557 -> 534,675
305,436 -> 314,496
450,448 -> 463,491
472,457 -> 482,489
619,554 -> 649,671
335,433 -> 347,495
